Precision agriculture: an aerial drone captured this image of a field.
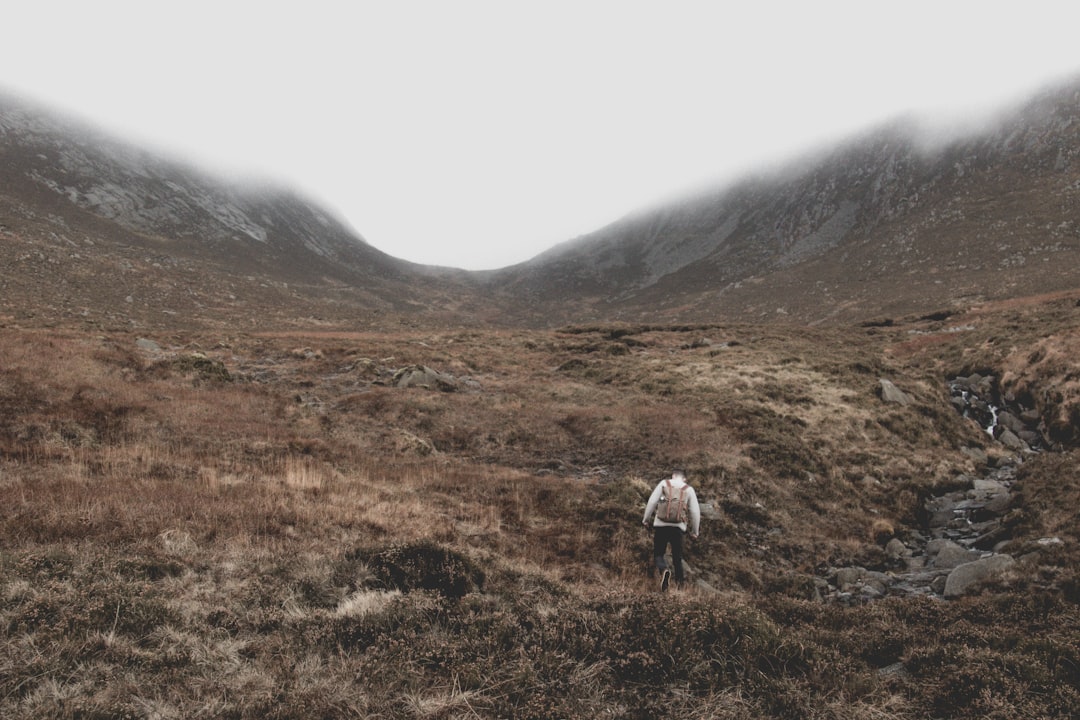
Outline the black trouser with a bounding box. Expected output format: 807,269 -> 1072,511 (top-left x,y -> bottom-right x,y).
652,525 -> 685,584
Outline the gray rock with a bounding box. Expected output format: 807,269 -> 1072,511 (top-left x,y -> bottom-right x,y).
1019,430 -> 1043,447
927,508 -> 956,528
695,579 -> 721,594
960,446 -> 989,465
698,502 -> 722,520
835,567 -> 862,591
973,478 -> 1008,493
925,538 -> 952,555
879,379 -> 913,405
996,411 -> 1026,435
393,365 -> 458,392
931,540 -> 981,569
982,493 -> 1013,515
862,571 -> 893,596
997,428 -> 1027,451
861,584 -> 885,600
944,555 -> 1016,598
878,662 -> 910,678
885,538 -> 910,560
136,337 -> 161,352
812,577 -> 831,602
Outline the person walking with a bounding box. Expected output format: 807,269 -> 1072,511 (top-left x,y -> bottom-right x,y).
643,469 -> 701,590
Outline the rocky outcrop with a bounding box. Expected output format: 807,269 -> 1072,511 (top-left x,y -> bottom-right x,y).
944,554 -> 1017,599
949,372 -> 1049,452
393,365 -> 460,392
0,95 -> 406,279
816,464 -> 1030,603
0,92 -> 483,331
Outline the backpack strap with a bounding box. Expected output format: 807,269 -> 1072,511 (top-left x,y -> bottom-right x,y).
676,483 -> 687,520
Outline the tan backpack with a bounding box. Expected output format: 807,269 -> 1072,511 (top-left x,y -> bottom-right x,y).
657,479 -> 689,524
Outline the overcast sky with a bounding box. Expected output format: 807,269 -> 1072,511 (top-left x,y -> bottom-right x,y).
3,2 -> 1080,269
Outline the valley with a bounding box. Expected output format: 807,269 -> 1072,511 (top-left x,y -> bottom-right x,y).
2,78 -> 1080,718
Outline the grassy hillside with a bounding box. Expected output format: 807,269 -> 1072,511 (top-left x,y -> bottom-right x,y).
2,297 -> 1079,718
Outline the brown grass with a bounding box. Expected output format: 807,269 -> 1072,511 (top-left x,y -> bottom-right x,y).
2,308 -> 1079,717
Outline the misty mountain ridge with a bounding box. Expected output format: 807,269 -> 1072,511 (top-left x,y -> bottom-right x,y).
0,92 -> 399,273
490,76 -> 1080,324
2,77 -> 1080,329
0,91 -> 475,329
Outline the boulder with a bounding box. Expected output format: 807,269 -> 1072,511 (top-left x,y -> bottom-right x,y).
996,411 -> 1026,435
878,379 -> 912,405
862,571 -> 893,596
393,365 -> 458,392
885,538 -> 910,560
982,492 -> 1013,515
960,446 -> 989,465
1019,430 -> 1043,447
997,428 -> 1027,451
835,567 -> 863,591
972,477 -> 1007,493
944,555 -> 1016,598
698,501 -> 722,520
929,540 -> 981,569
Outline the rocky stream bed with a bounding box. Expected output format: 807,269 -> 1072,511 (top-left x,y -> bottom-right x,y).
810,372 -> 1060,604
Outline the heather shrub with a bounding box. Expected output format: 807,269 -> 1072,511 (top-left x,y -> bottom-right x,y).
161,353 -> 233,383
349,540 -> 485,598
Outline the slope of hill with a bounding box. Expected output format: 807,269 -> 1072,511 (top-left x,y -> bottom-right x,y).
489,77 -> 1080,326
6,77 -> 1080,331
6,79 -> 1080,331
0,92 -> 478,330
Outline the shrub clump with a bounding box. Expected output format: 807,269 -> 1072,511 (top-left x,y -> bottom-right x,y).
349,540 -> 484,598
168,354 -> 232,383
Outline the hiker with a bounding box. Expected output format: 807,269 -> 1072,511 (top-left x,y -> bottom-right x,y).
642,469 -> 701,590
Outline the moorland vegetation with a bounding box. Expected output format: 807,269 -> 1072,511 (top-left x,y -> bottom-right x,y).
3,291 -> 1080,718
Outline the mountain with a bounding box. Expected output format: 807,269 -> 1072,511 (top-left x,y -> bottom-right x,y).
487,76 -> 1080,326
0,92 -> 475,330
3,78 -> 1080,331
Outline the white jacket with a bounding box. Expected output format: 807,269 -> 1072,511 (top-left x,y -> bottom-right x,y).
643,476 -> 701,535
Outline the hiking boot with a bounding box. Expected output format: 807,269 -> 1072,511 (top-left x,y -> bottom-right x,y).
660,569 -> 671,592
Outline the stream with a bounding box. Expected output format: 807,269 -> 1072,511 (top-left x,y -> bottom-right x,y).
813,372 -> 1051,604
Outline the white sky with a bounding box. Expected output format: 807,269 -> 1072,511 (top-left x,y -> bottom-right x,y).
3,1 -> 1080,270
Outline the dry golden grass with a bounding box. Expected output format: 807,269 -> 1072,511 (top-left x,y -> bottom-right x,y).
2,308 -> 1080,718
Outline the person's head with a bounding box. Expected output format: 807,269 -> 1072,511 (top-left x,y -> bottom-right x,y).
672,468 -> 686,481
